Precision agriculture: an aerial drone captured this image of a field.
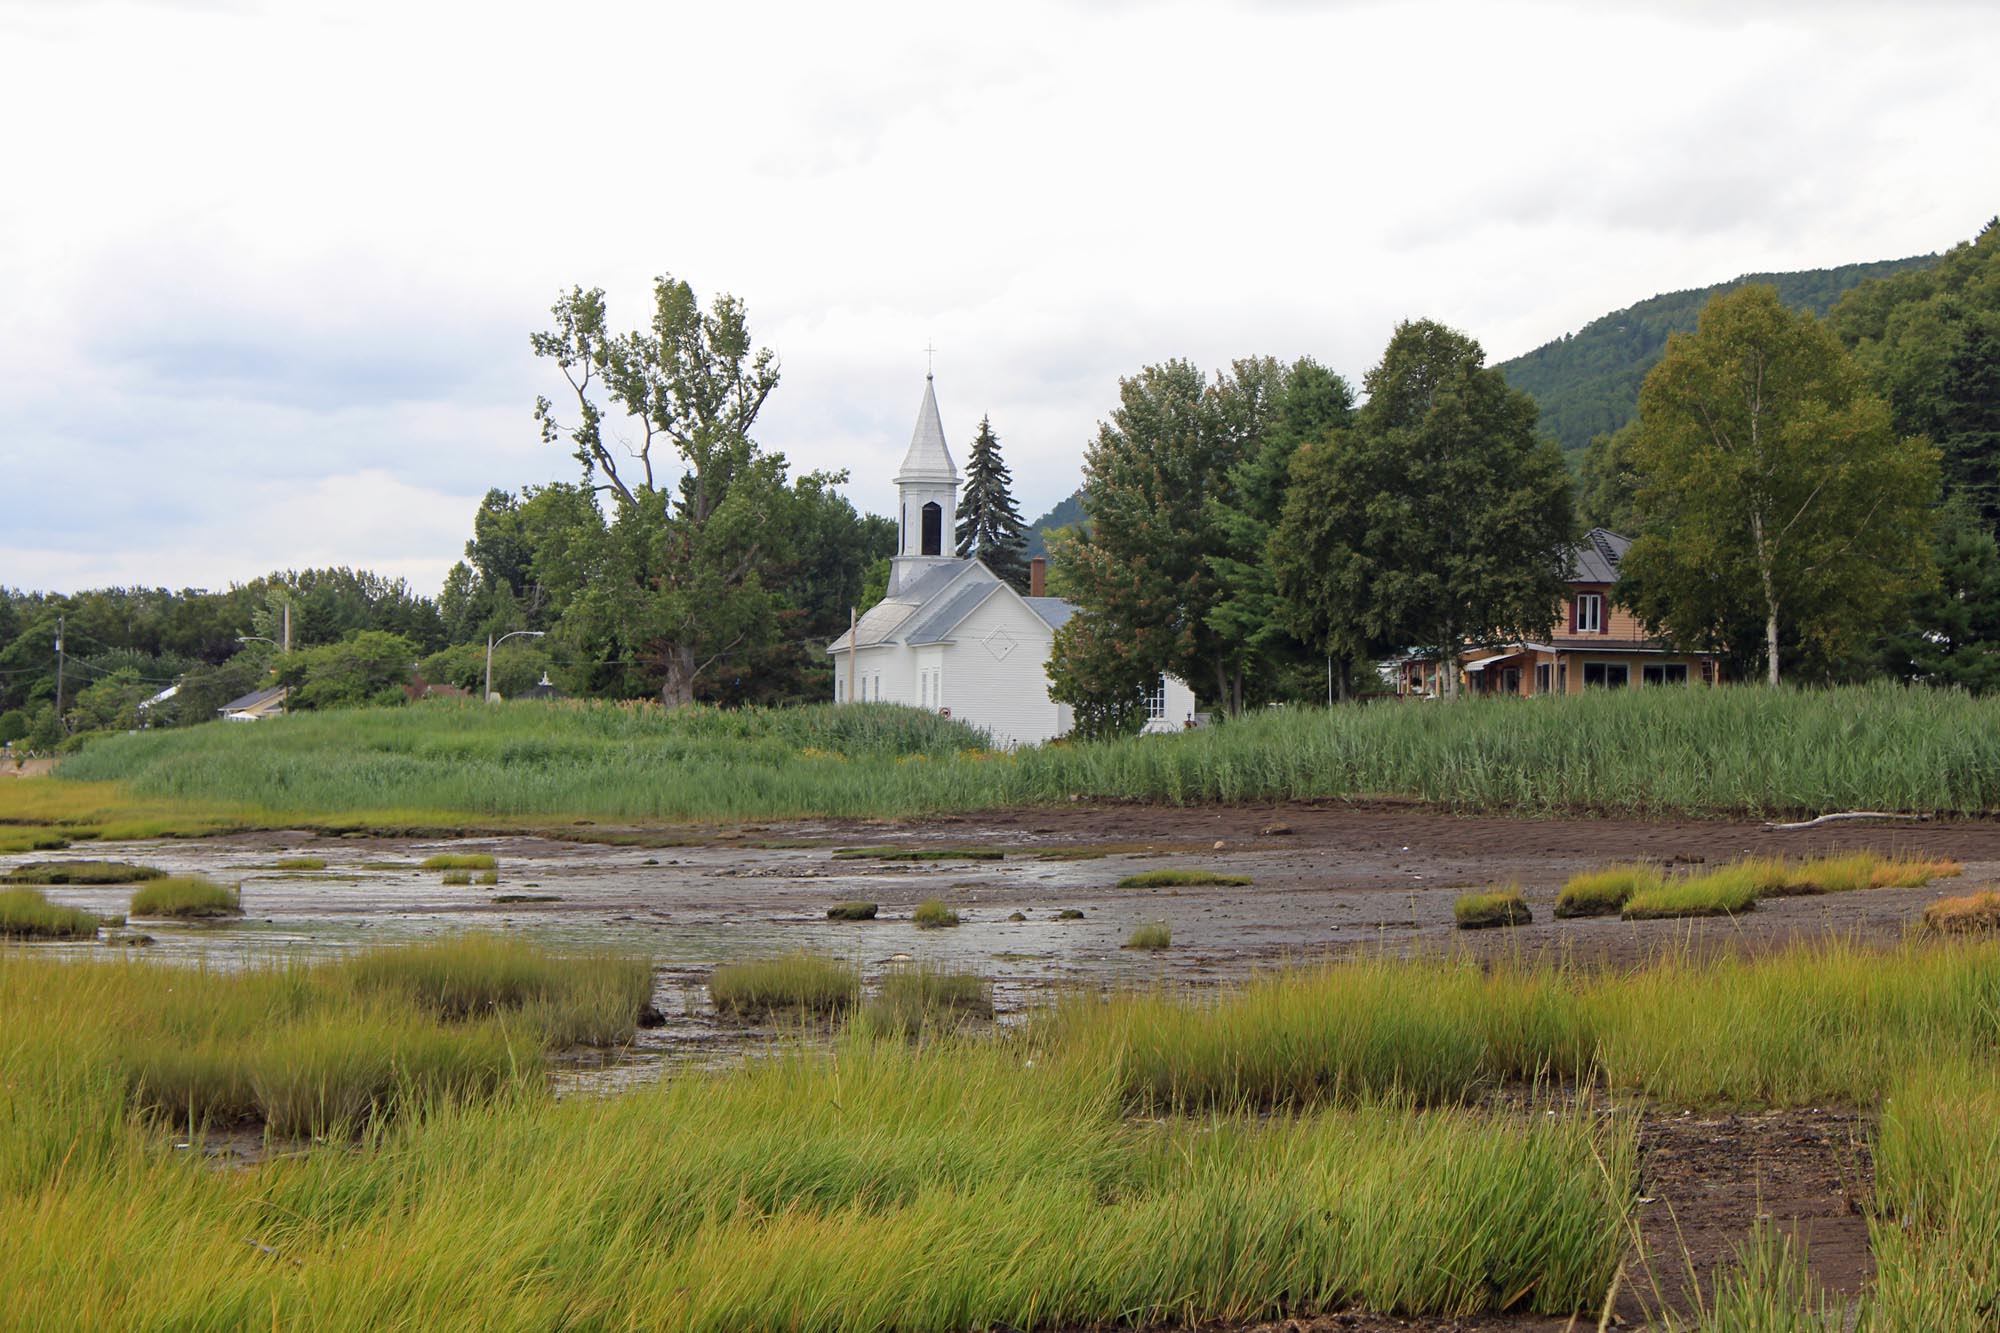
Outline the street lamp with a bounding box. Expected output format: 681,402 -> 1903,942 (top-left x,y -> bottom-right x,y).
485,631 -> 547,702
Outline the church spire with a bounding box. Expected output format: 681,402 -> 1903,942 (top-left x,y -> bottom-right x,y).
896,374 -> 958,485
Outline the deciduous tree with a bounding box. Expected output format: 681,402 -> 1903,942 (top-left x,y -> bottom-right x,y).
1621,286 -> 1939,685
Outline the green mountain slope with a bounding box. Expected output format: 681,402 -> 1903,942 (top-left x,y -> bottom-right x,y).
1497,254 -> 1940,462
1024,489 -> 1087,558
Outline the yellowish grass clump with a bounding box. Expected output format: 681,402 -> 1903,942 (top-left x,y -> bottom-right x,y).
1922,891 -> 2000,934
129,876 -> 241,919
709,954 -> 859,1017
1554,864 -> 1660,918
1454,886 -> 1532,929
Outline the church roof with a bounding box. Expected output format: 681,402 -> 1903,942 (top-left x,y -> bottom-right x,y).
1023,597 -> 1077,631
826,559 -> 980,652
895,376 -> 958,484
904,582 -> 1000,644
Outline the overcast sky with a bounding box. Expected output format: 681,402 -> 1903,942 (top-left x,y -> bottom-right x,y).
3,0 -> 1996,596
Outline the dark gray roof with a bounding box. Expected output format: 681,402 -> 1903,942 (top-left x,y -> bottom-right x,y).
896,560 -> 974,606
1569,528 -> 1629,584
1023,597 -> 1077,631
904,582 -> 1000,644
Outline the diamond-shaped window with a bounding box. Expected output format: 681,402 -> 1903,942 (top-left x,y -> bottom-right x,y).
982,627 -> 1017,662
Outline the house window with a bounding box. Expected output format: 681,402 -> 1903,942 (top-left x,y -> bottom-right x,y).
1502,667 -> 1521,695
1583,662 -> 1629,689
1574,593 -> 1604,634
921,502 -> 943,556
1535,663 -> 1552,695
1643,663 -> 1689,686
1145,676 -> 1168,721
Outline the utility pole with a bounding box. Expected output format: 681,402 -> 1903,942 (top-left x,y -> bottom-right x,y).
53,616 -> 65,734
282,601 -> 291,654
847,607 -> 858,703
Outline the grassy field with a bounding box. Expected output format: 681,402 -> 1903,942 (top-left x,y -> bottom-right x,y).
20,683 -> 2000,833
8,935 -> 2000,1324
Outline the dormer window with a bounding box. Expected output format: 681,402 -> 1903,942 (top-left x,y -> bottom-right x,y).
1574,593 -> 1604,634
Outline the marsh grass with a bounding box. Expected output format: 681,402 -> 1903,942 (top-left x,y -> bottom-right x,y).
273,856 -> 326,870
1762,852 -> 1962,896
3,860 -> 164,885
1623,864 -> 1761,919
422,853 -> 497,871
129,876 -> 241,919
338,935 -> 652,1044
0,831 -> 69,854
474,869 -> 498,886
912,897 -> 961,928
1056,908 -> 1086,920
855,965 -> 994,1038
833,846 -> 1004,861
440,869 -> 472,885
0,887 -> 103,939
1455,886 -> 1532,929
1118,868 -> 1253,889
826,901 -> 879,921
709,954 -> 859,1017
1554,864 -> 1661,918
1125,921 -> 1173,950
1921,891 -> 2000,934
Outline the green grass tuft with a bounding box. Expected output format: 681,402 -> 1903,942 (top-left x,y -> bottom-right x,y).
129,876 -> 241,919
274,856 -> 327,870
855,965 -> 994,1038
3,860 -> 164,886
474,868 -> 498,886
1554,864 -> 1660,918
1454,887 -> 1531,929
1623,864 -> 1761,920
1117,868 -> 1252,889
825,901 -> 879,921
1056,908 -> 1086,920
1124,921 -> 1173,950
339,934 -> 652,1044
709,954 -> 859,1017
912,898 -> 960,928
441,869 -> 472,885
0,886 -> 104,939
422,853 -> 497,870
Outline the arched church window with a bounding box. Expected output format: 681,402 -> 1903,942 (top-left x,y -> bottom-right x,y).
921,502 -> 942,556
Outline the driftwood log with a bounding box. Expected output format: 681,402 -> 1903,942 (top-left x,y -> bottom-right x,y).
1762,811 -> 1929,832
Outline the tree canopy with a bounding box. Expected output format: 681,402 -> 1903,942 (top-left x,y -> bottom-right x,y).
1619,286 -> 1940,684
954,415 -> 1030,590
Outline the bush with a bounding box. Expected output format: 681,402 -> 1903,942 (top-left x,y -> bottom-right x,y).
1117,868 -> 1253,889
826,901 -> 879,921
0,887 -> 103,940
422,853 -> 497,870
709,954 -> 858,1017
913,898 -> 960,929
1125,921 -> 1173,950
1455,887 -> 1531,930
1554,865 -> 1660,918
3,860 -> 164,886
1923,892 -> 2000,934
130,876 -> 241,919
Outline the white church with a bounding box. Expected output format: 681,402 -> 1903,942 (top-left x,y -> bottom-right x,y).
828,376 -> 1197,749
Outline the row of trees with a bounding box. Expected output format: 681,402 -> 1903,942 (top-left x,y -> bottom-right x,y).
1048,223 -> 2000,728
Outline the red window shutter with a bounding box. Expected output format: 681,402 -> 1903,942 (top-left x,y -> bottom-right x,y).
1569,597 -> 1579,634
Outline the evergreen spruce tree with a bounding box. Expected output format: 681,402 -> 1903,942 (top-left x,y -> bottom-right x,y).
954,415 -> 1031,590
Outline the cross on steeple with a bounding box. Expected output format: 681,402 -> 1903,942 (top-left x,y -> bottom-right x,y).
924,339 -> 937,379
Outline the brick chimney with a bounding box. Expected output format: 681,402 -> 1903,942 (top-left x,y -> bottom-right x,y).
1029,556 -> 1047,598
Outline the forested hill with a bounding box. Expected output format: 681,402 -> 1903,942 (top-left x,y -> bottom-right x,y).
1496,253 -> 1939,462
1024,489 -> 1087,557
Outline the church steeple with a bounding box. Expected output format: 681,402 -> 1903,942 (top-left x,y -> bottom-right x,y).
889,374 -> 961,595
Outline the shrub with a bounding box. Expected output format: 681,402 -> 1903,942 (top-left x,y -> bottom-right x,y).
1125,921 -> 1173,950
913,898 -> 960,928
1117,868 -> 1252,889
1623,865 -> 1760,920
855,965 -> 994,1038
3,860 -> 163,886
130,876 -> 241,919
0,887 -> 103,940
1554,865 -> 1660,918
1922,892 -> 2000,934
709,954 -> 859,1017
826,901 -> 879,921
275,856 -> 327,870
1455,887 -> 1531,930
421,853 -> 497,870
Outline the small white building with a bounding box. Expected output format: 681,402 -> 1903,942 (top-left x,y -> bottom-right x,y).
828,376 -> 1196,747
